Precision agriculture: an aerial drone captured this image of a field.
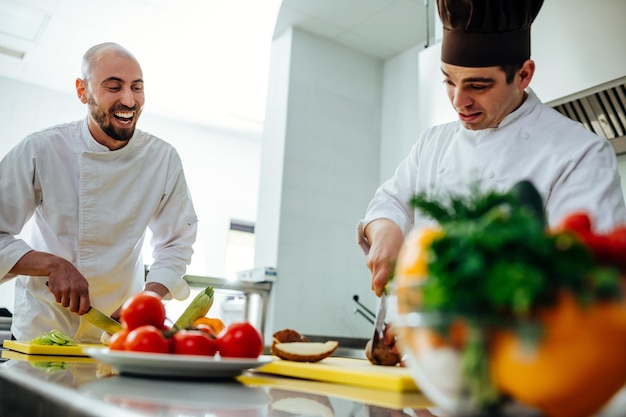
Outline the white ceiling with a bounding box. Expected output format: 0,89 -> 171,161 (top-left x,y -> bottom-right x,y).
275,0 -> 431,60
0,0 -> 431,133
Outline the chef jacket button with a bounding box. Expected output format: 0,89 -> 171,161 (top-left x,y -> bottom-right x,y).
438,167 -> 445,174
521,132 -> 530,140
488,172 -> 495,179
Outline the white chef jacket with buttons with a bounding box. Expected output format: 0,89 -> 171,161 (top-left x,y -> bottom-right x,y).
358,89 -> 626,252
0,119 -> 198,342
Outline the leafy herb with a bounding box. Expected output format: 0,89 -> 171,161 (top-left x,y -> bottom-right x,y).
409,182 -> 512,225
409,182 -> 621,408
412,186 -> 619,319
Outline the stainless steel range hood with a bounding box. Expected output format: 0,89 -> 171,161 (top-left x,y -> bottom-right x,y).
550,78 -> 626,155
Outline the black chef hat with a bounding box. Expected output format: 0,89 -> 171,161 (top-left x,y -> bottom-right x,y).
437,0 -> 544,67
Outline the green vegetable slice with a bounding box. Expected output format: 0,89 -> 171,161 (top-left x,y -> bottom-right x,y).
31,329 -> 76,346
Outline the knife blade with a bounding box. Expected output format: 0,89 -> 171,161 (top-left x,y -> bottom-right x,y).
84,307 -> 124,335
369,292 -> 387,358
45,281 -> 124,334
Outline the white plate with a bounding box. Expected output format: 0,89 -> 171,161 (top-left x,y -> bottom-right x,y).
83,348 -> 273,378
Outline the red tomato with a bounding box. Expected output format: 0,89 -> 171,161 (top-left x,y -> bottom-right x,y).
120,291 -> 166,330
576,230 -> 607,257
109,329 -> 130,351
560,212 -> 593,234
125,325 -> 171,353
607,226 -> 626,267
217,322 -> 264,358
172,330 -> 218,356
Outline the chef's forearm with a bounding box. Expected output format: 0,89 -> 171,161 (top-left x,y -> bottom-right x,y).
147,219 -> 197,300
144,281 -> 169,298
9,250 -> 72,277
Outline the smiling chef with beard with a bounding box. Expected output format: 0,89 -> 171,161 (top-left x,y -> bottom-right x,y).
0,42 -> 198,343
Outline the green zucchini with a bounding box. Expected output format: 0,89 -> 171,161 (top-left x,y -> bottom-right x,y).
174,286 -> 215,329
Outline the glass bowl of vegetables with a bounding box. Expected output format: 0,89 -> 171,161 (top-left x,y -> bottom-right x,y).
392,182 -> 626,417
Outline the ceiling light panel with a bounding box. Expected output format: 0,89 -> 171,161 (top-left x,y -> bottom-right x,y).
0,1 -> 49,41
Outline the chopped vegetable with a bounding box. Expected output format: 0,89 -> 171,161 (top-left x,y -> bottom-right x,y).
30,361 -> 68,373
31,329 -> 76,346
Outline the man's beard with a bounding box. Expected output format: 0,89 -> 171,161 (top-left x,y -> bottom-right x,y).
88,98 -> 138,142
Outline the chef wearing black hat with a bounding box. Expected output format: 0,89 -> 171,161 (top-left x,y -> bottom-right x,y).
358,0 -> 626,296
438,0 -> 543,68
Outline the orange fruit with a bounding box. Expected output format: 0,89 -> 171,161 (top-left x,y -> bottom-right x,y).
193,317 -> 226,335
394,226 -> 445,345
489,291 -> 626,417
395,226 -> 443,315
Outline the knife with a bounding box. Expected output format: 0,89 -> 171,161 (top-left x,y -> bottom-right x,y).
369,291 -> 387,359
45,280 -> 124,334
84,307 -> 124,335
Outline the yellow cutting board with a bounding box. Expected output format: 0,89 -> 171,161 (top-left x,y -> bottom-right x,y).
1,349 -> 97,363
3,340 -> 104,356
254,356 -> 419,392
239,373 -> 432,410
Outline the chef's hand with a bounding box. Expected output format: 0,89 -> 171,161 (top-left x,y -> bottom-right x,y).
363,219 -> 404,296
412,410 -> 440,417
10,250 -> 91,314
382,322 -> 396,347
365,404 -> 413,416
47,264 -> 91,315
382,322 -> 404,361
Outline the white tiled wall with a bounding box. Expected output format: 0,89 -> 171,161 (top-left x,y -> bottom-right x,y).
257,28 -> 383,339
531,0 -> 626,105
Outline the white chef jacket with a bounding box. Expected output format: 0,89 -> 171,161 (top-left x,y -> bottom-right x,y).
358,89 -> 626,252
0,119 -> 198,342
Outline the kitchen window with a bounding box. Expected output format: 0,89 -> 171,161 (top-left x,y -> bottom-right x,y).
223,220 -> 255,281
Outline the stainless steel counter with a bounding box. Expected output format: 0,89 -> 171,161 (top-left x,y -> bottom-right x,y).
2,350 -> 626,417
0,352 -> 435,417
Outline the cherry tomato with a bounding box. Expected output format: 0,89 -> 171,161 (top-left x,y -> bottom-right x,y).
120,291 -> 166,330
125,325 -> 171,353
606,226 -> 626,267
579,231 -> 611,262
217,322 -> 264,358
557,212 -> 614,261
109,329 -> 130,351
560,212 -> 593,234
172,330 -> 218,356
